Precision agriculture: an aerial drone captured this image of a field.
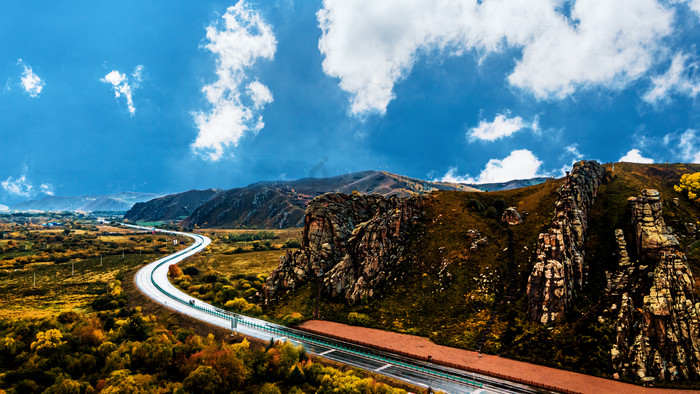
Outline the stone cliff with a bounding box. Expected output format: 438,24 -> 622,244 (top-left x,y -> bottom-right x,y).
610,189 -> 700,382
526,161 -> 605,324
264,193 -> 423,304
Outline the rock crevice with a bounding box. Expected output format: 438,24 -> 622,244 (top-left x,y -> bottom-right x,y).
526,161 -> 605,324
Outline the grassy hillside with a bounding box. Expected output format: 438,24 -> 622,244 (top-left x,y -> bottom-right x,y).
264,163 -> 700,380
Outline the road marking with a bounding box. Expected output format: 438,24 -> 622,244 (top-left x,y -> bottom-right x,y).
471,389 -> 484,394
374,364 -> 392,372
319,349 -> 335,356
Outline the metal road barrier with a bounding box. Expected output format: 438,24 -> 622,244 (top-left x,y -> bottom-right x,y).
144,231 -> 483,389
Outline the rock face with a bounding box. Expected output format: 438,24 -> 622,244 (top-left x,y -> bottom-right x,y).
611,190 -> 700,382
264,193 -> 423,304
526,161 -> 605,324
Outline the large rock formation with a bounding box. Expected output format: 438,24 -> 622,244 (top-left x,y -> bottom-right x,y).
264,193 -> 423,304
526,161 -> 605,324
610,190 -> 700,382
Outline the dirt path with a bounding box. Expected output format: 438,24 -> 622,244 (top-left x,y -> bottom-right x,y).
298,320 -> 690,394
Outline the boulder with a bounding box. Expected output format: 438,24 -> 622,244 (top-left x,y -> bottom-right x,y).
501,207 -> 523,225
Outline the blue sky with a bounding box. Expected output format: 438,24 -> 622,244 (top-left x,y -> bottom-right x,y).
1,0 -> 699,205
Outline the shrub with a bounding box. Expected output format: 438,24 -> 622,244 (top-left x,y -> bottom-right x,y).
259,383 -> 282,394
466,199 -> 485,212
283,240 -> 301,249
347,312 -> 371,326
492,198 -> 507,211
675,172 -> 700,200
484,206 -> 499,219
168,264 -> 182,278
183,266 -> 199,276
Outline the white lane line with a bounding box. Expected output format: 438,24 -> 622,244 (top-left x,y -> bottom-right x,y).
374,363 -> 392,372
471,389 -> 484,394
319,349 -> 336,356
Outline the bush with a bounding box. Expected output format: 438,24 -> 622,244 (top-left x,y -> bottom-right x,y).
492,198 -> 507,211
168,264 -> 182,278
466,199 -> 485,212
347,312 -> 371,326
283,240 -> 301,249
484,206 -> 499,219
675,172 -> 700,200
183,267 -> 199,276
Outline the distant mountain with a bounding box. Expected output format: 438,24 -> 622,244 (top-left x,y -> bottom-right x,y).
468,177 -> 551,191
0,204 -> 8,211
181,171 -> 480,229
124,189 -> 220,223
11,192 -> 163,212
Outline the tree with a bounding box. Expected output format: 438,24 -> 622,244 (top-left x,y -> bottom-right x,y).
183,366 -> 222,394
675,172 -> 700,200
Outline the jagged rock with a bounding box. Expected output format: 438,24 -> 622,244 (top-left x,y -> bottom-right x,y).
628,190 -> 679,261
611,190 -> 700,382
686,223 -> 697,236
466,229 -> 488,252
264,193 -> 423,304
501,207 -> 523,225
526,161 -> 605,324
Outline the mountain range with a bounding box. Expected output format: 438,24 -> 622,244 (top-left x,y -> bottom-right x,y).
11,192 -> 162,212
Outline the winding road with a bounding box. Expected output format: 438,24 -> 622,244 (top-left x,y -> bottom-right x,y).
129,224 -> 540,394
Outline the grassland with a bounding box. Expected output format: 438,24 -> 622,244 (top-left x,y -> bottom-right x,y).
0,214 -> 414,394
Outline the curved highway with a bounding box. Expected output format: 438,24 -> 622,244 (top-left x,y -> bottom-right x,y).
129,224 -> 539,394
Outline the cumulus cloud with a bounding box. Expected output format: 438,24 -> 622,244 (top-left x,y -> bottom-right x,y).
619,149 -> 654,163
1,175 -> 33,197
440,149 -> 544,184
468,112 -> 537,142
643,52 -> 700,104
192,1 -> 276,161
18,59 -> 44,97
101,66 -> 143,116
317,0 -> 673,115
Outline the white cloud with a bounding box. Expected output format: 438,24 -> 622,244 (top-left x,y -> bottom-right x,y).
192,1 -> 276,161
664,129 -> 700,163
18,59 -> 44,98
468,113 -> 537,141
0,204 -> 8,211
1,172 -> 54,198
247,81 -> 274,109
317,0 -> 673,115
1,175 -> 33,197
690,0 -> 700,17
619,149 -> 654,163
101,66 -> 143,116
559,144 -> 585,175
643,52 -> 700,104
40,184 -> 54,196
439,149 -> 544,184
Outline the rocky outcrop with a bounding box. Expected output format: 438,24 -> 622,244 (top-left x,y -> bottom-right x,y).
611,190 -> 700,382
628,190 -> 680,260
501,207 -> 523,225
264,193 -> 423,304
526,161 -> 605,324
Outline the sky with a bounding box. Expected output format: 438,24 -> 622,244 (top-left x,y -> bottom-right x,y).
1,0 -> 699,205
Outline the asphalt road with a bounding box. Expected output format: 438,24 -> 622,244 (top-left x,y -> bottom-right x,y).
129,224 -> 542,394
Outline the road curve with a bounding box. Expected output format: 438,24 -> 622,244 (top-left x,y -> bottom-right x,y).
129,224 -> 536,394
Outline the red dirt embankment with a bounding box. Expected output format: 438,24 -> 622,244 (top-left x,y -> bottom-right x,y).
298,320 -> 689,394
